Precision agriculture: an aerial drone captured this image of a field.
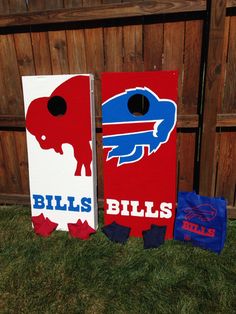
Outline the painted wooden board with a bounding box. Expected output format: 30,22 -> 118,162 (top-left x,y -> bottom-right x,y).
102,71 -> 177,238
22,74 -> 97,231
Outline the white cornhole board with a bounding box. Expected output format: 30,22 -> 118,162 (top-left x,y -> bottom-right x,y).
22,74 -> 97,231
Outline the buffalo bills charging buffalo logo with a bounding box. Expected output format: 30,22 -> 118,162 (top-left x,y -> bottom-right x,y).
26,76 -> 92,176
102,87 -> 177,166
184,204 -> 217,222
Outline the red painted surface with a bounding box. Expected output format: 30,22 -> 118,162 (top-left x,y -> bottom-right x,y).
102,71 -> 178,238
26,76 -> 92,176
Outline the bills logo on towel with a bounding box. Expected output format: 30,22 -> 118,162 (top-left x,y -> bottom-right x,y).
183,204 -> 217,222
102,71 -> 178,238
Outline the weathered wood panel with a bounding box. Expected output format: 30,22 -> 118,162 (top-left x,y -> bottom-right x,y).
223,16 -> 236,113
66,29 -> 87,73
28,0 -> 64,11
8,0 -> 27,13
182,20 -> 203,114
218,15 -> 230,113
177,131 -> 197,192
123,24 -> 143,72
64,0 -> 83,9
215,131 -> 236,206
0,131 -> 23,193
14,33 -> 36,76
0,1 -> 235,215
31,32 -> 52,74
0,1 -> 9,15
217,113 -> 236,127
0,193 -> 30,205
104,26 -> 123,72
103,0 -> 122,3
0,134 -> 7,192
0,34 -> 22,115
143,23 -> 164,71
227,0 -> 236,8
14,131 -> 29,194
0,0 -> 234,27
199,0 -> 227,196
163,22 -> 185,109
83,0 -> 102,7
0,1 -> 207,28
48,30 -> 69,74
84,27 -> 104,117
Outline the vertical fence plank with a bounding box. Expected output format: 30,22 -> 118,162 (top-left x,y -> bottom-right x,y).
218,16 -> 230,113
0,34 -> 22,115
215,131 -> 236,205
143,23 -> 163,71
48,30 -> 69,74
0,134 -> 7,192
0,0 -> 9,14
14,131 -> 29,194
163,22 -> 185,109
64,0 -> 83,8
182,20 -> 203,114
14,33 -> 36,76
123,24 -> 143,72
178,132 -> 196,191
102,0 -> 122,3
0,36 -> 8,114
28,0 -> 43,11
163,21 -> 187,194
223,16 -> 236,113
84,27 -> 104,117
122,0 -> 144,2
14,33 -> 35,118
104,26 -> 123,72
0,132 -> 23,193
83,0 -> 102,7
199,0 -> 227,196
31,32 -> 52,74
28,0 -> 63,11
47,0 -> 64,9
66,29 -> 87,73
8,0 -> 27,13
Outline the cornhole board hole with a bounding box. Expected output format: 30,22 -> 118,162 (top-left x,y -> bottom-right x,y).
22,74 -> 97,231
102,71 -> 177,238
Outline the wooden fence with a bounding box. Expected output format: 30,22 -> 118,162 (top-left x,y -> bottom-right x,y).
0,0 -> 235,217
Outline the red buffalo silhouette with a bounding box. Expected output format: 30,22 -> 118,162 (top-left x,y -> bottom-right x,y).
26,75 -> 92,176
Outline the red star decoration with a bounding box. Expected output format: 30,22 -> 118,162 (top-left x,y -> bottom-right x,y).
32,214 -> 58,237
68,219 -> 96,240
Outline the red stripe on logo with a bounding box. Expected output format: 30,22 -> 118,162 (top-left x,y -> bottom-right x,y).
103,121 -> 156,136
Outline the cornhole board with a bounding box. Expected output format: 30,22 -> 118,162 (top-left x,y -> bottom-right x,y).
102,71 -> 177,238
22,74 -> 97,231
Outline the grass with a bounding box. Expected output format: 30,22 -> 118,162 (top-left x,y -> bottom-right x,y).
0,206 -> 236,314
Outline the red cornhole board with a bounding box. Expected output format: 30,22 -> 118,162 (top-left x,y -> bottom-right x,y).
102,71 -> 177,238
